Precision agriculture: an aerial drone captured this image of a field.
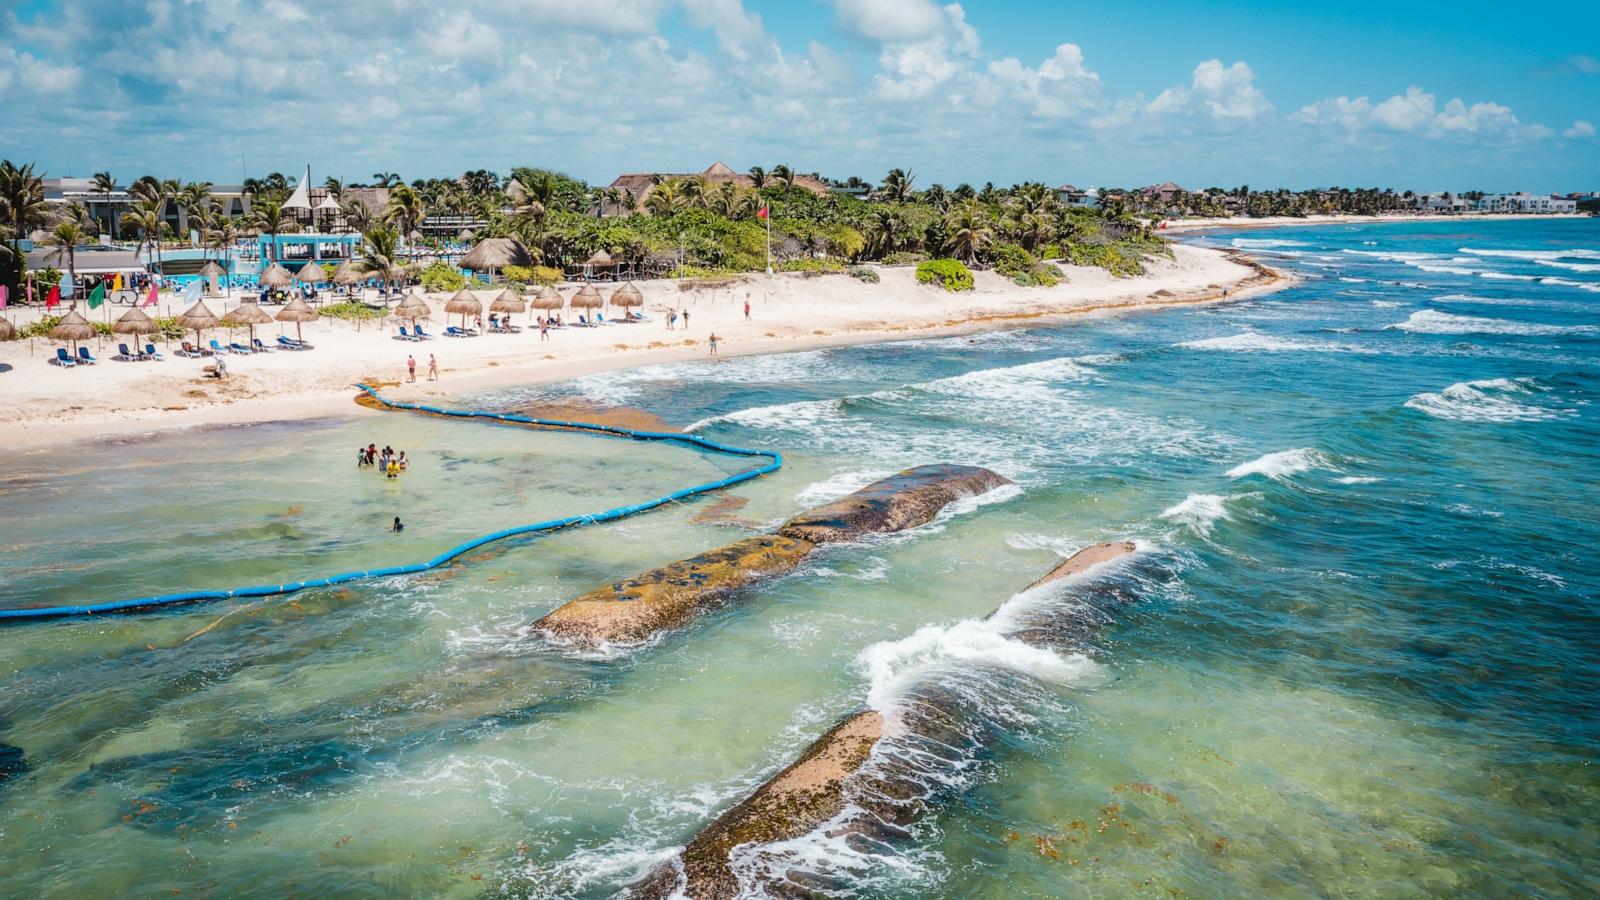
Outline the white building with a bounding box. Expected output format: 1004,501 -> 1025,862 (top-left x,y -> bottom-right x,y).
1474,193 -> 1578,213
1054,184 -> 1101,208
1415,192 -> 1471,213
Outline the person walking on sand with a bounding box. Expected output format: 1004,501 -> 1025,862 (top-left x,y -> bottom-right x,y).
540,319 -> 549,341
743,295 -> 750,321
427,354 -> 438,381
682,309 -> 690,329
668,309 -> 677,330
407,354 -> 416,383
708,332 -> 719,356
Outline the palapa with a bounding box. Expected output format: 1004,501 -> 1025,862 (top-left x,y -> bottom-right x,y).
275,296 -> 320,341
0,316 -> 17,341
48,309 -> 96,353
293,260 -> 327,284
609,282 -> 644,308
530,285 -> 564,310
112,306 -> 160,339
332,260 -> 365,285
489,288 -> 526,314
583,249 -> 615,268
444,288 -> 483,330
223,301 -> 273,344
570,284 -> 603,309
197,261 -> 227,276
459,238 -> 533,273
259,262 -> 294,288
177,299 -> 220,350
392,293 -> 433,320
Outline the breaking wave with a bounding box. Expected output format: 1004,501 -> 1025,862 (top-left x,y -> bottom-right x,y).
1159,493 -> 1231,534
1226,448 -> 1336,481
1388,310 -> 1597,336
1177,329 -> 1364,353
1404,377 -> 1572,423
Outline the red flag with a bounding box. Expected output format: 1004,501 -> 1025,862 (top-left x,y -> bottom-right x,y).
46,285 -> 61,308
143,283 -> 159,307
756,205 -> 769,220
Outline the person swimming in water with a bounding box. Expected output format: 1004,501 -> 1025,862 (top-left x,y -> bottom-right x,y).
391,516 -> 404,532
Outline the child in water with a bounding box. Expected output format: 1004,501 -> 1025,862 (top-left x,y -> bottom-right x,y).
391,517 -> 404,532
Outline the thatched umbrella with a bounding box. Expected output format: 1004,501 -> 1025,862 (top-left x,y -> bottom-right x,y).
459,238 -> 534,275
332,259 -> 364,286
584,250 -> 615,268
531,285 -> 564,310
293,260 -> 325,286
112,306 -> 159,352
49,309 -> 97,356
571,284 -> 603,313
275,296 -> 319,342
198,260 -> 227,295
445,289 -> 482,330
0,316 -> 17,342
177,299 -> 220,352
609,282 -> 644,315
259,262 -> 293,290
490,288 -> 525,315
393,293 -> 432,321
223,300 -> 273,346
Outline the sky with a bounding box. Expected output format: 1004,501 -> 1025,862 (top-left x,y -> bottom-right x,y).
2,0 -> 1597,192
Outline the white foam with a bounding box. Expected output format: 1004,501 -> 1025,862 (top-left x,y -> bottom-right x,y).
860,618 -> 1101,712
793,469 -> 896,507
1433,293 -> 1549,308
1231,238 -> 1311,249
1459,246 -> 1600,261
1177,329 -> 1363,353
1338,277 -> 1370,284
1542,260 -> 1600,273
1159,493 -> 1230,534
1337,475 -> 1382,484
1226,448 -> 1336,480
1405,377 -> 1571,423
1539,276 -> 1600,294
1388,309 -> 1596,336
1477,271 -> 1539,281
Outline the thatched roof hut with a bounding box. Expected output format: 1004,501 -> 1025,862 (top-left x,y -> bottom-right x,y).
332,260 -> 365,285
198,261 -> 227,276
49,309 -> 96,350
570,284 -> 603,309
275,296 -> 320,341
293,260 -> 326,284
459,238 -> 534,273
259,263 -> 293,288
112,306 -> 159,338
505,178 -> 528,203
584,250 -> 615,268
489,288 -> 526,314
0,316 -> 15,341
177,300 -> 220,332
609,282 -> 643,308
445,289 -> 482,315
530,285 -> 564,310
393,293 -> 432,320
223,300 -> 273,342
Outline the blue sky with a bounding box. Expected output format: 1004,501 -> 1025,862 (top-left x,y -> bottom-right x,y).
2,0 -> 1596,191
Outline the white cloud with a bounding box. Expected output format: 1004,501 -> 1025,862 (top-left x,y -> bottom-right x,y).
984,43 -> 1101,118
871,4 -> 980,102
832,0 -> 947,42
1297,85 -> 1535,141
1148,59 -> 1271,121
1371,86 -> 1436,132
681,0 -> 767,61
1290,95 -> 1374,131
1564,120 -> 1595,139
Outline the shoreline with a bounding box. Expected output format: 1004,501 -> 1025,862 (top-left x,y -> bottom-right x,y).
1161,211 -> 1589,234
0,244 -> 1285,451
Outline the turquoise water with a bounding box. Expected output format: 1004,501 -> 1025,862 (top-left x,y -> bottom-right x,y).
2,219 -> 1596,896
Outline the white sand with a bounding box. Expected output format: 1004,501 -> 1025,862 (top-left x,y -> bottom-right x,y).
0,244 -> 1276,448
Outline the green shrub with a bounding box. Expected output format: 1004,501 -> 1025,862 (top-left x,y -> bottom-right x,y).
882,250 -> 929,266
532,266 -> 564,286
915,258 -> 974,292
1065,242 -> 1146,277
501,265 -> 533,285
320,262 -> 337,280
777,257 -> 844,274
419,261 -> 465,292
986,243 -> 1059,287
319,301 -> 384,321
848,265 -> 880,283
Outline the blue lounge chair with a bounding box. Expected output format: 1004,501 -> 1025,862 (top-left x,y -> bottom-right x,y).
144,343 -> 166,361
51,348 -> 77,367
115,343 -> 137,361
252,338 -> 275,353
414,325 -> 434,339
445,326 -> 475,338
230,342 -> 254,355
76,346 -> 98,364
209,339 -> 229,356
398,326 -> 412,341
277,335 -> 313,350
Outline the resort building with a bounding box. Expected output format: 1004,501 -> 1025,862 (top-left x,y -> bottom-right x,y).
1054,185 -> 1101,208
1474,193 -> 1578,213
258,233 -> 362,267
41,178 -> 259,239
605,162 -> 832,214
1414,192 -> 1473,213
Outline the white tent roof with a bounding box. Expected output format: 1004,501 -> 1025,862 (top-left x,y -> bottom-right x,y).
283,165 -> 314,210
316,194 -> 341,211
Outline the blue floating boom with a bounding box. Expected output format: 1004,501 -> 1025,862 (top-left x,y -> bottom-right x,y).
0,384 -> 782,622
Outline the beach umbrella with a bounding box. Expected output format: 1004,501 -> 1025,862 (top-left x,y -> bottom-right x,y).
458,238 -> 534,275
177,299 -> 220,351
275,296 -> 320,342
584,250 -> 615,268
293,260 -> 325,286
223,300 -> 273,345
609,282 -> 644,311
332,259 -> 364,286
0,316 -> 16,342
112,306 -> 159,351
259,262 -> 293,289
570,284 -> 603,310
444,288 -> 482,330
393,292 -> 432,321
197,260 -> 227,295
530,285 -> 564,310
48,309 -> 96,356
490,288 -> 526,315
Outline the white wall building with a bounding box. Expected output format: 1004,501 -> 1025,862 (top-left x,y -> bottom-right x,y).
1474,193 -> 1578,213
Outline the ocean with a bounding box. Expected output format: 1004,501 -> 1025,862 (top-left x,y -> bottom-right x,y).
1,218 -> 1596,897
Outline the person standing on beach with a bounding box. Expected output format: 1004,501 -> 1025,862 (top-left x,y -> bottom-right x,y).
708,332 -> 719,356
428,354 -> 438,381
407,354 -> 416,383
682,309 -> 690,329
540,319 -> 549,341
743,295 -> 750,321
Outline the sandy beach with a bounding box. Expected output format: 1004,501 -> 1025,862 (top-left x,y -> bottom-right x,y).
0,243 -> 1280,448
1162,211 -> 1588,233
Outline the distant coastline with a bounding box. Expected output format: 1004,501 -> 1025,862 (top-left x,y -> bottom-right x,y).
1162,211 -> 1590,233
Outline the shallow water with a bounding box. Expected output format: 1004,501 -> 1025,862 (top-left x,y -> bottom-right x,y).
2,219 -> 1597,897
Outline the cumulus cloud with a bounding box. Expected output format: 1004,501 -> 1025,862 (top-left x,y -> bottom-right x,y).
1147,59 -> 1272,122
984,43 -> 1101,118
832,0 -> 948,43
681,0 -> 767,61
871,3 -> 980,102
1564,120 -> 1595,139
1295,85 -> 1533,140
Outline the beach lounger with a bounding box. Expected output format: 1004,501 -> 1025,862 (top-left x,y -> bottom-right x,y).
277,335 -> 313,350
177,341 -> 207,358
397,326 -> 415,341
115,343 -> 137,361
230,342 -> 254,355
413,325 -> 435,339
209,339 -> 229,356
144,343 -> 165,361
252,338 -> 275,353
445,327 -> 476,338
50,348 -> 77,367
76,347 -> 98,364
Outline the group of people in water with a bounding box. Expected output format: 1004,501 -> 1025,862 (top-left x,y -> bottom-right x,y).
358,443 -> 410,479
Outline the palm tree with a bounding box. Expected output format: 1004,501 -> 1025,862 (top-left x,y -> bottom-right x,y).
41,219 -> 94,304
371,172 -> 401,189
748,166 -> 768,188
91,171 -> 117,238
359,225 -> 402,298
382,184 -> 426,239
879,168 -> 915,203
680,176 -> 708,209
644,179 -> 684,215
771,164 -> 794,188
120,200 -> 163,274
943,200 -> 993,264
1,159 -> 49,297
248,199 -> 292,262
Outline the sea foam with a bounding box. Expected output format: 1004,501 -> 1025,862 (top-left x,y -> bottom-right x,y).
1404,377 -> 1571,423
1159,493 -> 1231,534
1226,448 -> 1336,480
1177,329 -> 1363,353
1389,309 -> 1596,336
